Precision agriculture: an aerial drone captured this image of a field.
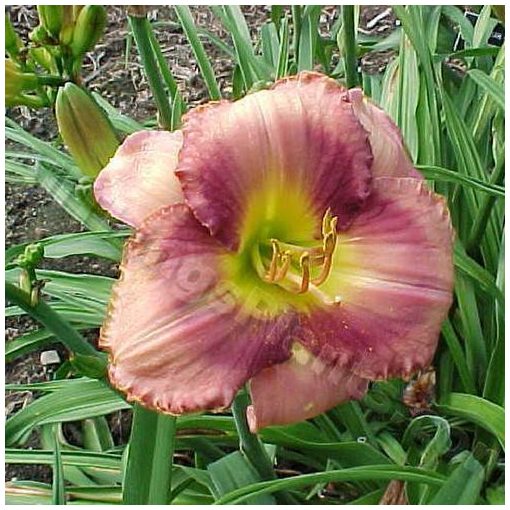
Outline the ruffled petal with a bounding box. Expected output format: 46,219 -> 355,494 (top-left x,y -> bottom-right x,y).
94,130 -> 183,227
177,72 -> 373,250
100,204 -> 296,414
348,89 -> 422,179
298,177 -> 454,380
247,344 -> 368,432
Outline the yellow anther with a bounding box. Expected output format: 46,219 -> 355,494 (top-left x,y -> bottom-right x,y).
329,216 -> 338,236
322,207 -> 333,236
298,252 -> 310,294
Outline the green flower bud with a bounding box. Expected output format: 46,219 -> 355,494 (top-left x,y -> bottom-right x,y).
29,47 -> 55,72
23,243 -> 45,268
37,5 -> 65,39
15,243 -> 44,275
55,83 -> 119,177
70,6 -> 107,57
59,6 -> 76,46
5,16 -> 23,58
73,5 -> 85,20
5,59 -> 40,106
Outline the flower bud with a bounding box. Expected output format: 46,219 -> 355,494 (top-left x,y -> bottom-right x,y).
5,59 -> 39,106
59,6 -> 76,46
29,47 -> 55,72
16,243 -> 45,269
37,5 -> 65,39
73,5 -> 85,20
5,16 -> 23,58
70,6 -> 107,57
55,83 -> 119,177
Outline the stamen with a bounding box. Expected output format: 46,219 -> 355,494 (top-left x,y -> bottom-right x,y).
265,239 -> 280,282
259,209 -> 339,293
322,207 -> 333,236
298,252 -> 311,293
274,251 -> 291,282
329,216 -> 338,236
312,217 -> 338,286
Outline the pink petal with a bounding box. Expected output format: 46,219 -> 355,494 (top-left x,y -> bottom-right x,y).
298,177 -> 454,380
94,130 -> 183,227
100,204 -> 295,414
247,344 -> 368,432
348,89 -> 422,179
176,72 -> 373,250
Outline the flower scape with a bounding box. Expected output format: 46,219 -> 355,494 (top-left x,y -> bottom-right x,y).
94,71 -> 454,432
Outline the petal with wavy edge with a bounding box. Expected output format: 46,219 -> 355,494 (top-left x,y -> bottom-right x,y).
176,72 -> 373,250
247,343 -> 368,432
298,177 -> 454,380
94,130 -> 183,227
348,88 -> 422,179
100,204 -> 296,414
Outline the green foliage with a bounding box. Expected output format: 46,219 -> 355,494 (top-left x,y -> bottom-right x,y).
5,5 -> 505,505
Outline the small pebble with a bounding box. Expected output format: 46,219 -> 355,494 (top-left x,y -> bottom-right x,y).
40,350 -> 61,366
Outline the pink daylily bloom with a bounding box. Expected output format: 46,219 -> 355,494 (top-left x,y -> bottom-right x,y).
94,72 -> 454,431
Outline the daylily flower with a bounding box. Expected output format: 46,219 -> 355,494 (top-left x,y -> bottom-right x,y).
94,72 -> 454,432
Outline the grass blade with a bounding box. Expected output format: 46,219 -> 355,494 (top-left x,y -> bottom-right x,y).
52,428 -> 66,505
276,16 -> 290,79
175,6 -> 222,100
128,13 -> 173,130
467,69 -> 504,110
5,379 -> 129,446
417,165 -> 504,198
215,465 -> 445,504
297,5 -> 321,72
123,404 -> 176,504
436,393 -> 504,449
428,453 -> 484,504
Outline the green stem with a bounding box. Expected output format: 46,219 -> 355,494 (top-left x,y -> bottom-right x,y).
231,391 -> 298,504
231,391 -> 275,480
128,15 -> 173,129
6,282 -> 100,359
37,75 -> 66,87
467,158 -> 505,254
342,5 -> 358,88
